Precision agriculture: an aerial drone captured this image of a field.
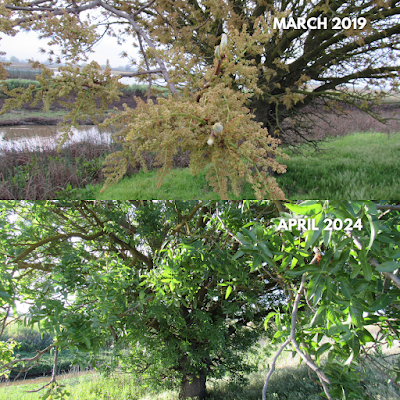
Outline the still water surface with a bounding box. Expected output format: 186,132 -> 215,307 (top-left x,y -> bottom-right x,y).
0,125 -> 112,151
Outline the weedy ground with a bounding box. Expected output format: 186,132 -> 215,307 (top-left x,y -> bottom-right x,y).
1,343 -> 399,400
1,131 -> 399,199
95,131 -> 400,199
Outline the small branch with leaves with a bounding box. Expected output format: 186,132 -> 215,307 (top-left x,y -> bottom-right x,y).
262,247 -> 333,400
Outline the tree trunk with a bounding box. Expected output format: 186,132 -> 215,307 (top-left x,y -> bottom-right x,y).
179,372 -> 207,400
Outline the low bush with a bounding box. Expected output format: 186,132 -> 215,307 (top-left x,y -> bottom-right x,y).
1,325 -> 52,353
0,132 -> 190,199
9,352 -> 76,379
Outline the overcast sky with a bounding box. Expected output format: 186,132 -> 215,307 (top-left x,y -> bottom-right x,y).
0,30 -> 137,67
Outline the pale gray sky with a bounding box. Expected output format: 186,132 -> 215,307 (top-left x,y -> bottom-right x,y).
0,30 -> 137,67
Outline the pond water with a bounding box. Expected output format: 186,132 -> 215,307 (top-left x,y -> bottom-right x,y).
0,125 -> 114,152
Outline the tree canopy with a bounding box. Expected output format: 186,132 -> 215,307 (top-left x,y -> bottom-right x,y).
1,1 -> 399,198
0,200 -> 399,399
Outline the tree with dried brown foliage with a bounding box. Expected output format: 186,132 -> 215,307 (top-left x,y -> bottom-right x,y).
1,1 -> 399,197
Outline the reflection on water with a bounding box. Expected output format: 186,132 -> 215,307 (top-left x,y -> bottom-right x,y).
0,125 -> 113,152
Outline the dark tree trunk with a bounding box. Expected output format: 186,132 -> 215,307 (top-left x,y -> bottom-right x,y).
179,372 -> 207,400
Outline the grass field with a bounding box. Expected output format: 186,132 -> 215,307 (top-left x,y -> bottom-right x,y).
95,132 -> 400,200
277,131 -> 400,199
1,344 -> 399,400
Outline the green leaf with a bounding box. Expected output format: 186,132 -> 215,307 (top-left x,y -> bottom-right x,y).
255,224 -> 264,240
355,328 -> 375,344
341,278 -> 353,300
242,228 -> 257,243
252,254 -> 262,271
232,250 -> 245,260
304,213 -> 324,250
376,261 -> 399,272
365,202 -> 378,215
285,202 -> 322,215
258,242 -> 273,258
350,302 -> 364,327
350,262 -> 363,279
316,342 -> 331,358
225,285 -> 233,299
362,262 -> 372,281
368,295 -> 392,312
264,311 -> 277,330
343,201 -> 363,217
322,228 -> 332,247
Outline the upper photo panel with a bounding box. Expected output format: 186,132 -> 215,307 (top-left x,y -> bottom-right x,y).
0,1 -> 399,200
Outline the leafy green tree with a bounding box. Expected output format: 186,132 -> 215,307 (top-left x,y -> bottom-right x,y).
0,200 -> 283,398
1,200 -> 400,400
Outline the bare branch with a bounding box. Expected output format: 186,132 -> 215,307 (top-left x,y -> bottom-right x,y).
172,202 -> 204,234
262,247 -> 332,400
118,69 -> 162,77
376,205 -> 400,211
137,32 -> 153,101
262,337 -> 291,400
98,0 -> 178,95
26,346 -> 58,392
132,0 -> 156,18
0,344 -> 54,373
8,0 -> 101,24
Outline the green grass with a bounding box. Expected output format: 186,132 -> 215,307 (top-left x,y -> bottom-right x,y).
97,167 -> 255,200
276,132 -> 400,199
1,349 -> 399,400
91,131 -> 400,200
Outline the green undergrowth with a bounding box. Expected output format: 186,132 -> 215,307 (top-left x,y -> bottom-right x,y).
96,167 -> 255,200
1,350 -> 399,400
276,132 -> 400,199
88,131 -> 400,200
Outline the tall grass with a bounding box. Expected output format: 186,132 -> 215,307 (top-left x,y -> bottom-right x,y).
276,132 -> 400,199
95,131 -> 400,200
0,139 -> 115,200
1,347 -> 399,400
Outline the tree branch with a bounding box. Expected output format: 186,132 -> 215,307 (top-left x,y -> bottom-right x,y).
26,346 -> 58,392
0,344 -> 54,373
262,247 -> 332,400
172,202 -> 203,234
12,231 -> 105,263
98,0 -> 178,95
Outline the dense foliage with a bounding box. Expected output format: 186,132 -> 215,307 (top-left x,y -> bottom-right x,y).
0,200 -> 399,400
